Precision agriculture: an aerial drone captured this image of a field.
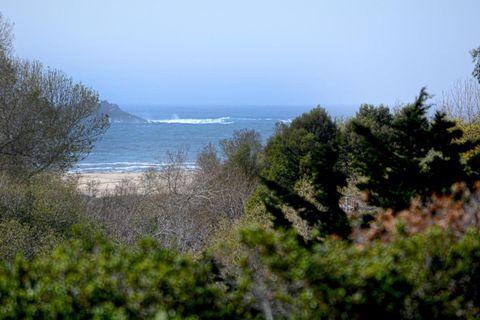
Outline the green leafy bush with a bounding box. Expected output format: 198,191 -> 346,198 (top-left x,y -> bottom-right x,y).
1,223 -> 478,319
0,219 -> 59,262
0,237 -> 257,319
237,225 -> 480,319
0,173 -> 95,261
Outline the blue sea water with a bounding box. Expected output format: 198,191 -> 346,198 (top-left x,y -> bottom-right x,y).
73,105 -> 355,173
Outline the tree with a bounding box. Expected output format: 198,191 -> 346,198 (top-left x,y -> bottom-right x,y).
472,46 -> 480,83
352,88 -> 480,210
441,78 -> 480,123
263,106 -> 337,188
339,104 -> 394,176
0,13 -> 13,55
262,140 -> 351,240
0,13 -> 108,176
220,129 -> 263,179
196,143 -> 221,176
261,107 -> 350,240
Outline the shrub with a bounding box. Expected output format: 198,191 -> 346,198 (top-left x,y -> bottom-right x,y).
352,182 -> 480,244
0,237 -> 257,319
0,173 -> 94,261
87,141 -> 262,252
237,225 -> 480,319
0,219 -> 59,262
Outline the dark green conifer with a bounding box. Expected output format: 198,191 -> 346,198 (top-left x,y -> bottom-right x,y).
352,88 -> 480,210
262,141 -> 350,240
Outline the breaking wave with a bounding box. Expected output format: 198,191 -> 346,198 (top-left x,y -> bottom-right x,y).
147,116 -> 290,125
71,161 -> 197,173
148,117 -> 233,125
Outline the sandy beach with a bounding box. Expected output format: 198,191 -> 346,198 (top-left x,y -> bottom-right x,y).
72,170 -> 196,194
73,172 -> 145,194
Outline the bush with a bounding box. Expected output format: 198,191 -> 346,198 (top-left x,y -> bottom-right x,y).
85,141 -> 262,252
0,173 -> 94,261
0,237 -> 257,319
0,219 -> 59,262
453,119 -> 480,160
237,225 -> 480,319
352,182 -> 480,244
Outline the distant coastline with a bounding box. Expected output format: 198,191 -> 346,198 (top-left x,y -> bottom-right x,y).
75,104 -> 310,174
99,100 -> 147,123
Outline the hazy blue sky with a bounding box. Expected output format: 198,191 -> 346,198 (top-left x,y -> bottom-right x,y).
2,0 -> 479,106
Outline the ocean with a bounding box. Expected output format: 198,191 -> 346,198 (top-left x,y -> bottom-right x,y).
73,105 -> 355,173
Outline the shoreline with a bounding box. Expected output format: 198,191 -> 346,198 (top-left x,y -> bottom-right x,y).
72,172 -> 145,194
71,170 -> 197,194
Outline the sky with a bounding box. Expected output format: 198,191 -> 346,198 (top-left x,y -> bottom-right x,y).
2,0 -> 479,107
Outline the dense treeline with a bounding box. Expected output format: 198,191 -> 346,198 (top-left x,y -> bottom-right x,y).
1,12 -> 480,319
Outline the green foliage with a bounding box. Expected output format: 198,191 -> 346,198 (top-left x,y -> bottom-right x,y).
238,225 -> 480,319
0,173 -> 95,261
339,104 -> 393,176
0,14 -> 108,177
455,119 -> 480,161
0,237 -> 256,319
260,106 -> 350,239
351,88 -> 480,210
220,129 -> 264,178
263,107 -> 337,187
0,219 -> 59,263
0,219 -> 478,319
263,141 -> 350,239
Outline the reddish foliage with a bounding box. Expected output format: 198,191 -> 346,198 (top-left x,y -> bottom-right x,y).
352,182 -> 480,244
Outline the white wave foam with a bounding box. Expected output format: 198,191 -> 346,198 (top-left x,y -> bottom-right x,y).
234,117 -> 269,121
76,161 -> 157,167
148,117 -> 233,125
72,161 -> 197,173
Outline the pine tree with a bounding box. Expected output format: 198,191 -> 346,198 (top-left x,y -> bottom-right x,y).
262,141 -> 351,240
352,88 -> 480,210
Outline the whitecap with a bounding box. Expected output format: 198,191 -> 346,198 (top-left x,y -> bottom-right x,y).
148,117 -> 233,125
72,161 -> 198,173
76,161 -> 158,167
